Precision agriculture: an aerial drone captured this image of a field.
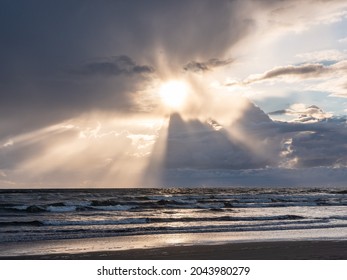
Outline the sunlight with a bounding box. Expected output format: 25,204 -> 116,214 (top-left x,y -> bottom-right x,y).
15,115 -> 165,188
159,80 -> 188,111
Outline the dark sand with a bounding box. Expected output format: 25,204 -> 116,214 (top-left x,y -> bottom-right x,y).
2,241 -> 346,260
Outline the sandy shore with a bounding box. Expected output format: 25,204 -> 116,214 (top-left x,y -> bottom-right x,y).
2,240 -> 346,260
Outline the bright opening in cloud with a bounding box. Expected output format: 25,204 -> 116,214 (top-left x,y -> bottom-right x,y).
159,80 -> 189,111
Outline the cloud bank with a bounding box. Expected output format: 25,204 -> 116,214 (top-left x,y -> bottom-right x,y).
1,0 -> 347,187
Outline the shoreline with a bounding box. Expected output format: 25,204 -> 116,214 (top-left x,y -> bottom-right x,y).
1,240 -> 347,260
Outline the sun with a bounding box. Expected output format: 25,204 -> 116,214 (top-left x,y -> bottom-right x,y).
159,80 -> 188,110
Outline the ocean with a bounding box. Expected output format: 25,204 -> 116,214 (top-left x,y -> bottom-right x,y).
0,187 -> 346,256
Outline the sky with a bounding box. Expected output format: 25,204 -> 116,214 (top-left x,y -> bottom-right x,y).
1,0 -> 347,188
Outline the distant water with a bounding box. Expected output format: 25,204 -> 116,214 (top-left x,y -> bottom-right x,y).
0,188 -> 346,243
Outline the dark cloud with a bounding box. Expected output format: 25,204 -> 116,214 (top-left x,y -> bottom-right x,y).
266,104 -> 347,167
224,101 -> 347,169
147,102 -> 347,174
275,118 -> 347,168
285,120 -> 347,168
163,113 -> 269,170
72,56 -> 154,77
0,0 -> 258,138
0,73 -> 149,139
183,58 -> 233,72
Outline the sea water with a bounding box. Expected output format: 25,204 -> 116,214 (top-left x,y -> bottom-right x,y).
0,188 -> 346,256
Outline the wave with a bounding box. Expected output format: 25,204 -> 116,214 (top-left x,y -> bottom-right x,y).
0,220 -> 44,227
0,215 -> 308,228
2,199 -> 346,214
1,187 -> 346,243
89,205 -> 135,211
2,222 -> 347,243
42,218 -> 148,226
46,206 -> 77,212
3,214 -> 347,231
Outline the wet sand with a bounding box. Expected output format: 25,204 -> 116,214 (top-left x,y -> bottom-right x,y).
2,240 -> 346,260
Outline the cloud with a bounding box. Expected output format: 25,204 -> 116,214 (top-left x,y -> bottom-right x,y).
162,113 -> 269,170
150,101 -> 347,179
240,60 -> 347,98
269,104 -> 333,122
296,49 -> 347,62
245,63 -> 327,84
275,116 -> 347,168
1,0 -> 347,136
72,56 -> 154,77
0,116 -> 162,187
183,58 -> 233,72
263,0 -> 347,32
0,170 -> 7,177
338,36 -> 347,43
2,100 -> 347,187
1,0 -> 347,187
286,121 -> 347,168
0,0 -> 258,137
225,101 -> 347,170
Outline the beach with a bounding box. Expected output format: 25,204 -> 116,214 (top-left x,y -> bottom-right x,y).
2,240 -> 346,260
